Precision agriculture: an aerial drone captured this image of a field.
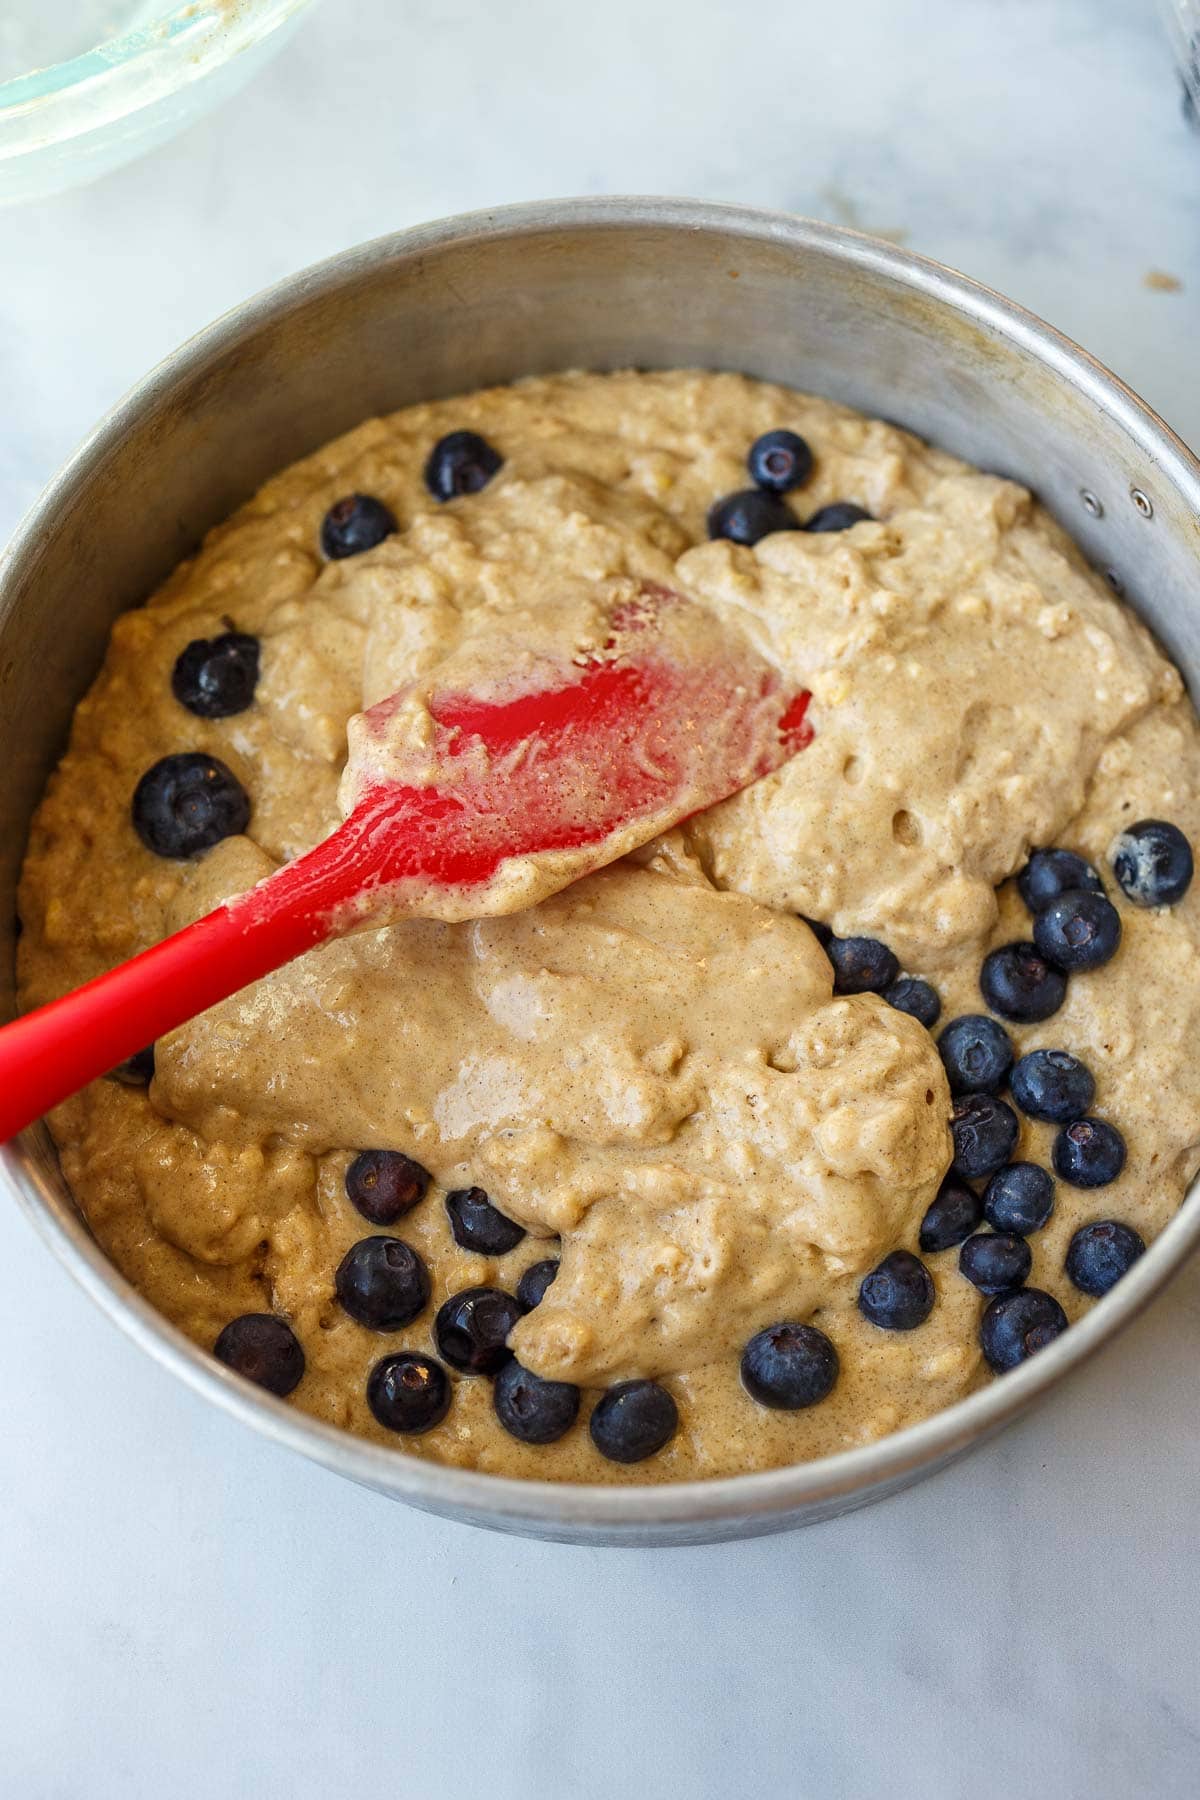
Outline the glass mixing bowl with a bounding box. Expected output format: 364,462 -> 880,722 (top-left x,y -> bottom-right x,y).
0,0 -> 319,206
1160,0 -> 1200,123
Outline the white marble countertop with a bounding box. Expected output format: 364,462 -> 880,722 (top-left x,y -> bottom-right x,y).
2,1 -> 1199,1794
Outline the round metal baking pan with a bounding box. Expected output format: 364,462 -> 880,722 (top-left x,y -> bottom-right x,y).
3,197 -> 1198,1544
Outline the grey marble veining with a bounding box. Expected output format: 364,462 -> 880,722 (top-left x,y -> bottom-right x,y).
1,2 -> 1198,1795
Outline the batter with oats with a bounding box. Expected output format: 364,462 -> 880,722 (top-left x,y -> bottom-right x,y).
17,369 -> 1200,1481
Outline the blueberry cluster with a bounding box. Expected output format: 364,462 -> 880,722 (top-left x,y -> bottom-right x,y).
982,829 -> 1193,1030
317,428 -> 505,561
212,1148 -> 677,1461
707,429 -> 876,548
781,826 -> 1192,1388
909,833 -> 1192,1371
803,914 -> 940,1022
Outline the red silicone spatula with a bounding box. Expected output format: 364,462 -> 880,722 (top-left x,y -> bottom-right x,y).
0,582 -> 811,1140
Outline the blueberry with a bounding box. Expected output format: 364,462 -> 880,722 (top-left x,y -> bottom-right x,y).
213,1313 -> 305,1397
824,933 -> 900,995
171,632 -> 260,718
1052,1118 -> 1127,1188
110,1043 -> 155,1086
366,1351 -> 450,1434
980,942 -> 1067,1022
804,502 -> 874,532
707,488 -> 799,546
958,1231 -> 1032,1296
132,753 -> 250,859
918,1175 -> 983,1253
882,976 -> 941,1029
983,1162 -> 1055,1235
747,428 -> 814,494
493,1359 -> 581,1445
858,1250 -> 935,1330
980,1288 -> 1068,1372
1017,848 -> 1105,914
1033,889 -> 1122,972
1112,819 -> 1194,907
740,1322 -> 839,1409
937,1014 -> 1015,1095
445,1186 -> 526,1255
434,1286 -> 523,1375
320,493 -> 397,559
1065,1219 -> 1146,1296
334,1235 -> 430,1331
516,1259 -> 559,1312
589,1379 -> 679,1463
1010,1049 -> 1095,1124
344,1149 -> 431,1226
424,430 -> 503,502
951,1093 -> 1020,1181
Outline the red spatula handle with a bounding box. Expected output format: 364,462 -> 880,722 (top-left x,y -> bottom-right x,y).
0,829 -> 360,1141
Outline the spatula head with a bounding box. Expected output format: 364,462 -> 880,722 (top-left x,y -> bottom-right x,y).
326,580 -> 812,926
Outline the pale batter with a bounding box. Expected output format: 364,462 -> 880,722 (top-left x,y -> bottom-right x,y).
17,370 -> 1200,1482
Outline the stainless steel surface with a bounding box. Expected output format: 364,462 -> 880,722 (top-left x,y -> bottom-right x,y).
2,196 -> 1199,1545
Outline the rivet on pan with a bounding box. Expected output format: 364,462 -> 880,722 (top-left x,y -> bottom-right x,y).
1105,569 -> 1126,596
1130,488 -> 1154,519
1080,489 -> 1103,517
